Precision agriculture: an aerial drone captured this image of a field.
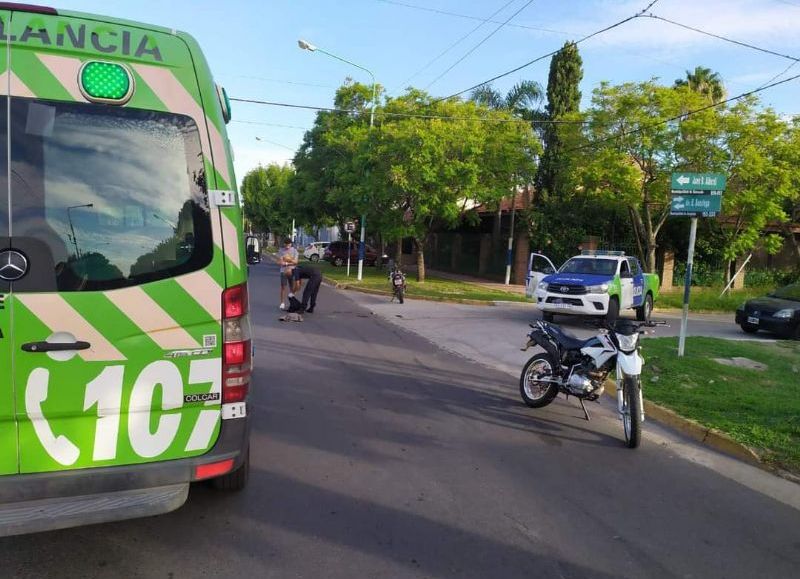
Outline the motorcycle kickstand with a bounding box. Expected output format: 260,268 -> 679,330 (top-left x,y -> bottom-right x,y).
578,398 -> 591,421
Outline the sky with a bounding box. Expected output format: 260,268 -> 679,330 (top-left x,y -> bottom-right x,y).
47,0 -> 800,184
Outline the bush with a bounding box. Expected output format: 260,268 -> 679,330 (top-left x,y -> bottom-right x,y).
672,263 -> 799,289
744,268 -> 798,288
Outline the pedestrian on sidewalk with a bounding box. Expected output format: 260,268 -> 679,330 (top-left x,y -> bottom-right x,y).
277,237 -> 298,310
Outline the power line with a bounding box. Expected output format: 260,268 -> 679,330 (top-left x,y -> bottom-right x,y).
565,71 -> 800,155
229,96 -> 591,124
425,0 -> 538,90
372,0 -> 570,35
640,14 -> 800,63
254,136 -> 297,151
217,74 -> 337,89
397,0 -> 517,91
233,120 -> 312,130
436,0 -> 662,101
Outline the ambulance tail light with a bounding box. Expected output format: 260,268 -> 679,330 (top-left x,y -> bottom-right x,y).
222,284 -> 251,403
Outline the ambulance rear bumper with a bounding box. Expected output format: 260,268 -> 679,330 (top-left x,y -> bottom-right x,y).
0,414 -> 249,537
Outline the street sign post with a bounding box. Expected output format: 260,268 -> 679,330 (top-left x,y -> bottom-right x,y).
344,221 -> 356,277
670,172 -> 726,356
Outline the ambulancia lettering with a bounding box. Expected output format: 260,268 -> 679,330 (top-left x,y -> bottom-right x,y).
0,17 -> 163,61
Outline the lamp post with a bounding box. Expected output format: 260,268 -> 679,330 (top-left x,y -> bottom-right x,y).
298,39 -> 376,281
67,203 -> 93,258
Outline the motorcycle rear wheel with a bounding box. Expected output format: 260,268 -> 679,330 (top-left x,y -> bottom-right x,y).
622,375 -> 642,448
520,353 -> 559,408
397,287 -> 404,304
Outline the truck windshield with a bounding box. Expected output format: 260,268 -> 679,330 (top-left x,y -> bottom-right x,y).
7,97 -> 213,292
559,258 -> 617,276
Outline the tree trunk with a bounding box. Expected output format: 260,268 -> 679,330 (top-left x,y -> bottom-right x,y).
492,207 -> 502,251
416,239 -> 426,283
395,239 -> 402,265
781,224 -> 800,268
646,237 -> 657,275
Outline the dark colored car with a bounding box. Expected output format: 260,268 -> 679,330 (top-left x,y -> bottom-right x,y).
735,283 -> 800,338
323,241 -> 384,267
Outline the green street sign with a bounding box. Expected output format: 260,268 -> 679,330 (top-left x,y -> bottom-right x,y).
671,172 -> 726,191
670,192 -> 722,216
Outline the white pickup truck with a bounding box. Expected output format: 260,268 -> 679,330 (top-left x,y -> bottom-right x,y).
526,251 -> 660,323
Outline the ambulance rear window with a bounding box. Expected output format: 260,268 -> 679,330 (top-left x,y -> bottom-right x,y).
8,97 -> 213,292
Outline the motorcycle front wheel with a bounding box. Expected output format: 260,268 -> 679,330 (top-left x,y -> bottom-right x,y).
519,353 -> 559,408
622,375 -> 642,448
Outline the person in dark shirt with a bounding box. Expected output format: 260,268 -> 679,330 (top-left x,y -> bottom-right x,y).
294,264 -> 322,313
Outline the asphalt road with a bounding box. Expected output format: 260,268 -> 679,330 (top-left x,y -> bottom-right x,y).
348,291 -> 780,377
1,263 -> 798,578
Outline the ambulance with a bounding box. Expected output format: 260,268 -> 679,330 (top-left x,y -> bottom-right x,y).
0,4 -> 251,536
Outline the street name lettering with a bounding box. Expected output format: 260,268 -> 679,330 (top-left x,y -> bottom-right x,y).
670,172 -> 727,191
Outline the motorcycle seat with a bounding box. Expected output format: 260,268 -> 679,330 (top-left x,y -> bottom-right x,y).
547,324 -> 593,351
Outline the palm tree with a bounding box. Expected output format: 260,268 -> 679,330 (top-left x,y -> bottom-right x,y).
674,66 -> 726,104
470,80 -> 544,120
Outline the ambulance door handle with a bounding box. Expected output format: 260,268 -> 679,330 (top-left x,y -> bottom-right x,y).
21,341 -> 91,353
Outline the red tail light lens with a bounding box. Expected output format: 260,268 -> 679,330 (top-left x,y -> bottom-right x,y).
222,284 -> 251,404
194,459 -> 234,480
223,284 -> 248,318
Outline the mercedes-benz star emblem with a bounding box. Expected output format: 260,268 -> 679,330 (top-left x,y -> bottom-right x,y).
0,250 -> 29,282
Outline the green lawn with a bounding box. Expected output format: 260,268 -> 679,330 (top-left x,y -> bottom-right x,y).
310,261 -> 531,303
657,286 -> 771,313
641,337 -> 800,473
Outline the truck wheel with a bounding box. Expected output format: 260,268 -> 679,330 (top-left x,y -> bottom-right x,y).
606,297 -> 620,325
212,448 -> 249,492
636,293 -> 653,322
310,254 -> 320,263
542,312 -> 554,323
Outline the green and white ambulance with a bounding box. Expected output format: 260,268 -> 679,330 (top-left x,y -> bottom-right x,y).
0,4 -> 250,536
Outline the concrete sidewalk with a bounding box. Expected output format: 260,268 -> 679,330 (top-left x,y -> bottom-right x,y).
426,268 -> 527,295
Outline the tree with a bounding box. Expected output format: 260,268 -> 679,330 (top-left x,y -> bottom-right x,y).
674,66 -> 726,104
240,163 -> 294,236
573,81 -> 720,272
710,101 -> 800,279
536,41 -> 583,198
360,90 -> 539,281
290,82 -> 380,236
470,80 -> 544,121
471,80 -> 545,251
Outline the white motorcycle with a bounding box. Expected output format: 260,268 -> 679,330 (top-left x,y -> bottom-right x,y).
519,318 -> 666,448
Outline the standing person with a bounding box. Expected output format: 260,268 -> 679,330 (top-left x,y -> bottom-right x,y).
295,264 -> 323,313
277,237 -> 298,310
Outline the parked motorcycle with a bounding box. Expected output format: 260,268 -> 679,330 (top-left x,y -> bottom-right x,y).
519,318 -> 667,448
389,266 -> 407,304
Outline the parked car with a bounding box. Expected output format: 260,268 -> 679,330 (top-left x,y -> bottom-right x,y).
303,241 -> 330,262
735,283 -> 800,338
323,241 -> 384,267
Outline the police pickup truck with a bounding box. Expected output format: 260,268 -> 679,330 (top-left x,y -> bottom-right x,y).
528,251 -> 659,323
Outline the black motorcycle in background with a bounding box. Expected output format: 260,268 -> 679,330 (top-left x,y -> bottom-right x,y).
389,265 -> 407,304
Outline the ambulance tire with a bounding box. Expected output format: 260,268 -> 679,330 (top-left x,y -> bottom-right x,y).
212,447 -> 250,491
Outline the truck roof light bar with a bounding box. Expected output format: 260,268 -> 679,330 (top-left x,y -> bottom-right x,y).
580,250 -> 626,256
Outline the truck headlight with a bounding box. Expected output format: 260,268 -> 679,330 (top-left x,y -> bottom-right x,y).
587,283 -> 609,293
774,309 -> 794,319
538,282 -> 548,290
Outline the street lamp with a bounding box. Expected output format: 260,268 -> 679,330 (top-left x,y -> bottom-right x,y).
298,38 -> 376,281
67,203 -> 93,258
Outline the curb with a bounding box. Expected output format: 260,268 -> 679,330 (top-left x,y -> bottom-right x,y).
324,278 -> 532,307
603,380 -> 799,482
